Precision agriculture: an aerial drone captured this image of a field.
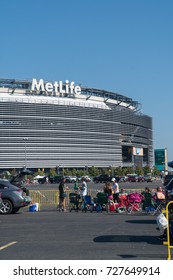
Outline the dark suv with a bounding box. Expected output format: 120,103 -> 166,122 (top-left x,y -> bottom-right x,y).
49,175 -> 64,184
93,174 -> 119,183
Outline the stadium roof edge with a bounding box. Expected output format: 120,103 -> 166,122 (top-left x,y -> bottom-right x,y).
0,78 -> 141,111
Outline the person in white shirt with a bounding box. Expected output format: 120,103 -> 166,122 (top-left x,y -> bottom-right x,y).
80,178 -> 88,199
111,177 -> 120,202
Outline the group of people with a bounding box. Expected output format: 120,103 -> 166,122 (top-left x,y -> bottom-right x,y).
142,186 -> 173,242
103,181 -> 166,213
103,177 -> 120,203
142,186 -> 165,201
57,175 -> 167,213
58,177 -> 88,211
58,176 -> 120,212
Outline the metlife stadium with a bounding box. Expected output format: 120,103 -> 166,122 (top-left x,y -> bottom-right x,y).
0,78 -> 153,171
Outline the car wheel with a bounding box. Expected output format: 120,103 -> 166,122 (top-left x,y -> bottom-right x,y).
0,199 -> 13,214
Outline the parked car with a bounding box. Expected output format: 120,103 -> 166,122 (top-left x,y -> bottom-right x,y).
127,175 -> 138,182
64,176 -> 77,183
137,176 -> 145,182
49,175 -> 64,184
81,176 -> 91,182
0,168 -> 33,214
127,175 -> 145,182
93,174 -> 119,183
165,178 -> 173,203
93,174 -> 110,183
0,179 -> 31,214
37,176 -> 47,184
0,192 -> 3,208
144,175 -> 153,182
119,176 -> 128,182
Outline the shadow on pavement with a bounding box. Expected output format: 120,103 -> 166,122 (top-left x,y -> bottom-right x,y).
125,219 -> 156,224
93,234 -> 161,245
117,253 -> 166,259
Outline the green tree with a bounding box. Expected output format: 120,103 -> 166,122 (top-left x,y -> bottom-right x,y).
71,168 -> 77,176
88,166 -> 99,177
114,167 -> 123,176
135,166 -> 143,175
152,166 -> 160,176
49,168 -> 57,177
125,167 -> 133,175
143,165 -> 151,175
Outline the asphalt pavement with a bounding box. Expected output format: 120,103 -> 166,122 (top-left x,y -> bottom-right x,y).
0,206 -> 168,260
0,179 -> 169,260
27,179 -> 163,192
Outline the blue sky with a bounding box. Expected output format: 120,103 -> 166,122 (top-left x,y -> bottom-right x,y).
1,0 -> 173,161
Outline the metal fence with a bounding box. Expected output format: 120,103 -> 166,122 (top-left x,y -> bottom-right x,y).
29,190 -> 59,206
29,189 -> 100,208
29,188 -> 143,208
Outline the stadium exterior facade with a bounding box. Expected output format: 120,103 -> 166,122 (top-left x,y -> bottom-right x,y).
0,78 -> 153,171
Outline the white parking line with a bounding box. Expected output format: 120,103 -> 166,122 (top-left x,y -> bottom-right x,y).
0,241 -> 17,250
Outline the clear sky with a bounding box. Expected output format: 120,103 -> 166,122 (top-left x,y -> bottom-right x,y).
1,0 -> 173,161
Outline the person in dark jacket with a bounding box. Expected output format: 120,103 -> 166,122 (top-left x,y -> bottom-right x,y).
58,178 -> 68,212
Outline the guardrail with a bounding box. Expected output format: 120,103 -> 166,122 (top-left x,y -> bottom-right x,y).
163,201 -> 173,260
29,190 -> 59,207
29,189 -> 99,208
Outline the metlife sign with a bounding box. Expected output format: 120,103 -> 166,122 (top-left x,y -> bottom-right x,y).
31,78 -> 81,96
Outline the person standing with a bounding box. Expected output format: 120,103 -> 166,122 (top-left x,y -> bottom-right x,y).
103,182 -> 113,200
80,178 -> 88,199
74,178 -> 79,192
111,177 -> 120,202
58,178 -> 68,212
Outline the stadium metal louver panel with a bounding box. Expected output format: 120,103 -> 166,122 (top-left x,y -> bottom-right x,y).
0,78 -> 153,170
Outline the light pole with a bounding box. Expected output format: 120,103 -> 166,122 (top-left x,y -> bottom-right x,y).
56,165 -> 60,175
23,138 -> 29,169
85,165 -> 88,175
109,165 -> 113,176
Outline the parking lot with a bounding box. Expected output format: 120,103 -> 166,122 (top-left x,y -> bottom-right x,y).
0,206 -> 168,260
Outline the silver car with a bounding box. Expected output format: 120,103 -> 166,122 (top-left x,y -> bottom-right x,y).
0,180 -> 32,214
0,192 -> 3,208
0,169 -> 32,214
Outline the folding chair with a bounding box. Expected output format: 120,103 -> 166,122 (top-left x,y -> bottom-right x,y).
142,192 -> 155,214
152,199 -> 166,215
69,192 -> 81,212
81,195 -> 94,212
126,192 -> 143,214
95,192 -> 108,212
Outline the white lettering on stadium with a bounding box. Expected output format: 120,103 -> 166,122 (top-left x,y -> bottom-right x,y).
31,78 -> 81,96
